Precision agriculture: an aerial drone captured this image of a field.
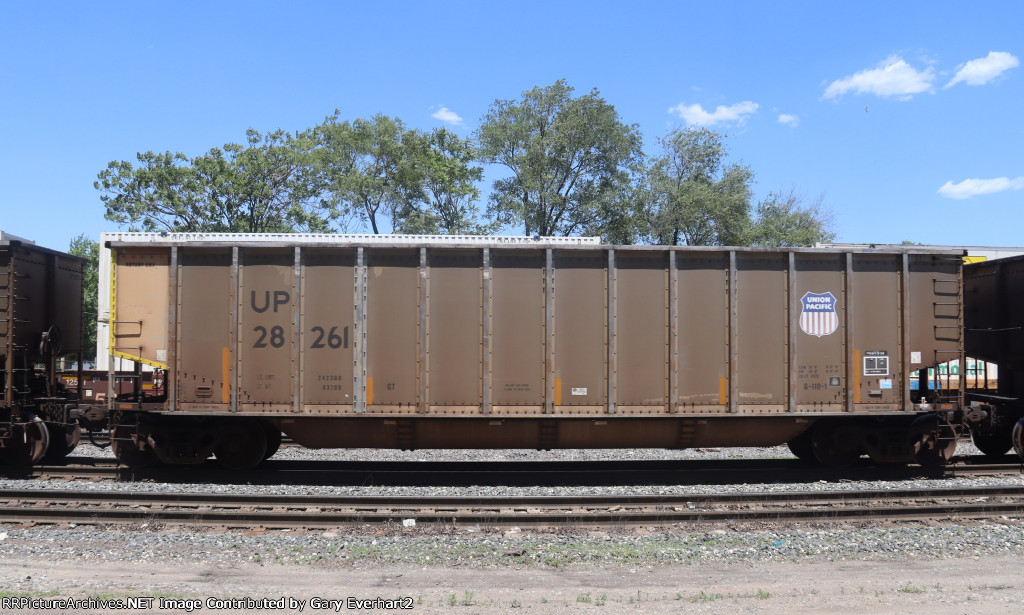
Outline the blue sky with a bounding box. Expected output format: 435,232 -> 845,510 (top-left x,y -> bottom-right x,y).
2,1 -> 1022,251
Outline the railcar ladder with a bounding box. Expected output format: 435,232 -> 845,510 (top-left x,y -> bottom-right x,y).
931,264 -> 964,407
1,265 -> 35,403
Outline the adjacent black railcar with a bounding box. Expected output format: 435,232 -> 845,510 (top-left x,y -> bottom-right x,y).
0,232 -> 86,464
964,254 -> 1024,456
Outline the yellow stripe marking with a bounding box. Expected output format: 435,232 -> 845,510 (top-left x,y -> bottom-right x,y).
109,250 -> 117,363
367,376 -> 374,405
554,377 -> 562,406
111,350 -> 168,370
719,377 -> 727,405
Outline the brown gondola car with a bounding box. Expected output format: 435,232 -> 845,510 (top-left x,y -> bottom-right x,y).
964,254 -> 1024,456
102,233 -> 966,469
0,231 -> 85,464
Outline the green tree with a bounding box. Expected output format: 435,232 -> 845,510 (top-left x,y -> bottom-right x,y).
401,127 -> 494,235
311,112 -> 423,234
95,151 -> 203,231
746,190 -> 837,247
96,129 -> 328,233
644,127 -> 753,246
68,234 -> 99,362
477,80 -> 644,238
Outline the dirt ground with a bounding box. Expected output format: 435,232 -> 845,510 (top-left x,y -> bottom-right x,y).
0,556 -> 1021,614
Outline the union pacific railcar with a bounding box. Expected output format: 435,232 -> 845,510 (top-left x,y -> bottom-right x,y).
0,231 -> 85,464
100,232 -> 967,469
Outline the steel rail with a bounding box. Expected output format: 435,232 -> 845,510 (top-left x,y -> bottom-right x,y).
3,485 -> 1024,506
8,457 -> 1021,484
0,485 -> 1022,528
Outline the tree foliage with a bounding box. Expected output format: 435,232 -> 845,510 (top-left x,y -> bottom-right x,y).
68,234 -> 99,362
643,128 -> 836,247
95,82 -> 836,246
477,80 -> 643,238
644,127 -> 753,246
96,130 -> 329,233
747,190 -> 837,247
403,128 -> 494,235
310,113 -> 422,234
307,115 -> 492,235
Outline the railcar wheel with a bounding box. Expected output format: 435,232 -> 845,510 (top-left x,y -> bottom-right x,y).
214,419 -> 267,470
2,415 -> 50,466
111,425 -> 158,467
811,421 -> 862,467
912,415 -> 957,467
972,426 -> 1013,458
43,423 -> 81,461
262,423 -> 282,461
1012,418 -> 1024,461
787,427 -> 816,463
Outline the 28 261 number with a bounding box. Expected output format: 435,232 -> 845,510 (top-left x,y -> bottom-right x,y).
253,325 -> 348,349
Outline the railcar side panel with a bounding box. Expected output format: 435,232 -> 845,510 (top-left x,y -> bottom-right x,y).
490,250 -> 545,410
736,252 -> 788,412
614,251 -> 669,412
552,250 -> 607,410
426,249 -> 482,410
365,249 -> 419,409
850,255 -> 901,410
675,252 -> 728,411
52,256 -> 85,357
111,249 -> 168,368
300,249 -> 355,409
238,248 -> 294,409
176,249 -> 232,408
792,253 -> 845,410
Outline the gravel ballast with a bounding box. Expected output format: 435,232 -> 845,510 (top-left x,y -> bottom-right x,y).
0,521 -> 1023,569
1,445 -> 1023,613
0,443 -> 1021,569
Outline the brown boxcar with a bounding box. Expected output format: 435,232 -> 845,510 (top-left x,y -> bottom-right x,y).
1,231 -> 86,463
103,233 -> 965,468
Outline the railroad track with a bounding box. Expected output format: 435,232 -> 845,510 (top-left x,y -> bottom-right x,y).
0,485 -> 1022,529
4,456 -> 1020,485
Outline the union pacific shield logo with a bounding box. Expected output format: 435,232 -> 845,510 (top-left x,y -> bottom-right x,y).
799,292 -> 839,337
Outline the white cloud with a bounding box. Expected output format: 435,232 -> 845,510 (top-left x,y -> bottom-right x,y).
778,113 -> 799,127
823,56 -> 935,100
945,51 -> 1020,88
668,101 -> 759,126
431,106 -> 463,125
937,176 -> 1024,199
